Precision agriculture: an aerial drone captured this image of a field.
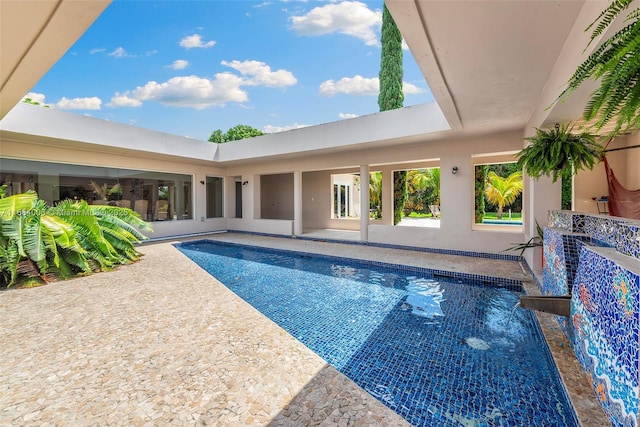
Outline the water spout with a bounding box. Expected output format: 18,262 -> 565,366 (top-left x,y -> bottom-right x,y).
519,295 -> 571,317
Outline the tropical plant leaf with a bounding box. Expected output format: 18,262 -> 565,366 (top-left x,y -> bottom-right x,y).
0,191 -> 38,221
0,192 -> 152,286
4,241 -> 20,286
556,1 -> 640,137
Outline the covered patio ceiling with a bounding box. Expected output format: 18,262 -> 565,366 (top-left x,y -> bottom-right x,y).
386,0 -> 611,133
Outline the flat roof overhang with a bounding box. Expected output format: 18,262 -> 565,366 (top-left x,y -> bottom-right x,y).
0,0 -> 111,119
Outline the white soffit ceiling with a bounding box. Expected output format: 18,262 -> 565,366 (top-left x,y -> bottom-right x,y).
388,0 -> 586,133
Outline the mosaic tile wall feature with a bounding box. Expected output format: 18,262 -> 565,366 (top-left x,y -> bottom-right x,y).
572,245 -> 639,427
542,228 -> 590,337
572,214 -> 586,234
549,210 -> 576,232
542,228 -> 590,296
582,215 -> 629,248
549,211 -> 640,261
543,228 -> 569,297
617,223 -> 640,259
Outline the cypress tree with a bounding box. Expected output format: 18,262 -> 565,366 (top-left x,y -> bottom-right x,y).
474,165 -> 488,223
378,4 -> 404,112
378,4 -> 406,224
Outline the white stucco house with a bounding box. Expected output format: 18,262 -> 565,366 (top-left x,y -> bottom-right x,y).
2,0 -> 639,274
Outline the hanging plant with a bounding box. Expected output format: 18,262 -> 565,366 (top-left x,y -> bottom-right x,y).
516,123 -> 603,182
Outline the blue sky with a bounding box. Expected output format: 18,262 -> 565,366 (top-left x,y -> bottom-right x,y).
27,0 -> 434,140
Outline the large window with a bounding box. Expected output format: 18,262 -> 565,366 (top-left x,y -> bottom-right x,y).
474,162 -> 522,226
206,176 -> 223,218
392,167 -> 441,228
0,158 -> 193,222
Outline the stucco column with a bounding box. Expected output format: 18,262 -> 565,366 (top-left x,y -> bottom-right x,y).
524,175 -> 560,272
381,167 -> 393,225
224,176 -> 235,218
293,170 -> 303,236
250,174 -> 260,220
360,165 -> 370,241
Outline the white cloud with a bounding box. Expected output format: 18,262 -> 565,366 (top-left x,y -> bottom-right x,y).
221,60 -> 297,87
170,59 -> 189,70
89,48 -> 106,55
107,93 -> 143,108
338,113 -> 358,119
263,123 -> 309,133
179,34 -> 216,49
22,92 -> 47,104
109,59 -> 298,110
290,1 -> 381,46
319,75 -> 378,96
56,97 -> 102,110
108,47 -> 135,58
319,76 -> 426,96
114,74 -> 248,109
403,82 -> 426,95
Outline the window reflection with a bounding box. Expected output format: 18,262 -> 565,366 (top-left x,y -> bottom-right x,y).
0,158 -> 193,222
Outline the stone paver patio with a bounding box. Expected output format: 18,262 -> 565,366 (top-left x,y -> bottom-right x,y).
0,232 -> 608,426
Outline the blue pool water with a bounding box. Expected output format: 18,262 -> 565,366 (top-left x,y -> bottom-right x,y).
177,240 -> 578,427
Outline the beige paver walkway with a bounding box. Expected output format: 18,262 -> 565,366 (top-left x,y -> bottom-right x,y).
0,232 -> 609,426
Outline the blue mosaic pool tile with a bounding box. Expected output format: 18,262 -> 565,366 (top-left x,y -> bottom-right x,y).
181,239 -> 523,290
177,240 -> 579,427
572,245 -> 639,427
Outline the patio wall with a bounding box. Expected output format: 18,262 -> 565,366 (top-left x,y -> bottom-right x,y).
2,130 -> 530,254
0,104 -> 539,256
225,130 -> 527,254
574,134 -> 640,215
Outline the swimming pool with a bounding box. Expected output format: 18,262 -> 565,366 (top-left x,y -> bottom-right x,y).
177,240 -> 578,427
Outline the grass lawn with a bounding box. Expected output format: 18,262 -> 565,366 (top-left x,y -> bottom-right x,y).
406,211 -> 523,222
407,212 -> 435,218
483,212 -> 522,221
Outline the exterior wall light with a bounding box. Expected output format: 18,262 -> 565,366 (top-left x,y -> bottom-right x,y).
452,166 -> 459,175
242,181 -> 249,186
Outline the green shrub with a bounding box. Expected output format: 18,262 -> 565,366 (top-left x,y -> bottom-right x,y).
0,191 -> 152,287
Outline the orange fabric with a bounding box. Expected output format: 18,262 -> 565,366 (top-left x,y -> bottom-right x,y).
603,156 -> 640,219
